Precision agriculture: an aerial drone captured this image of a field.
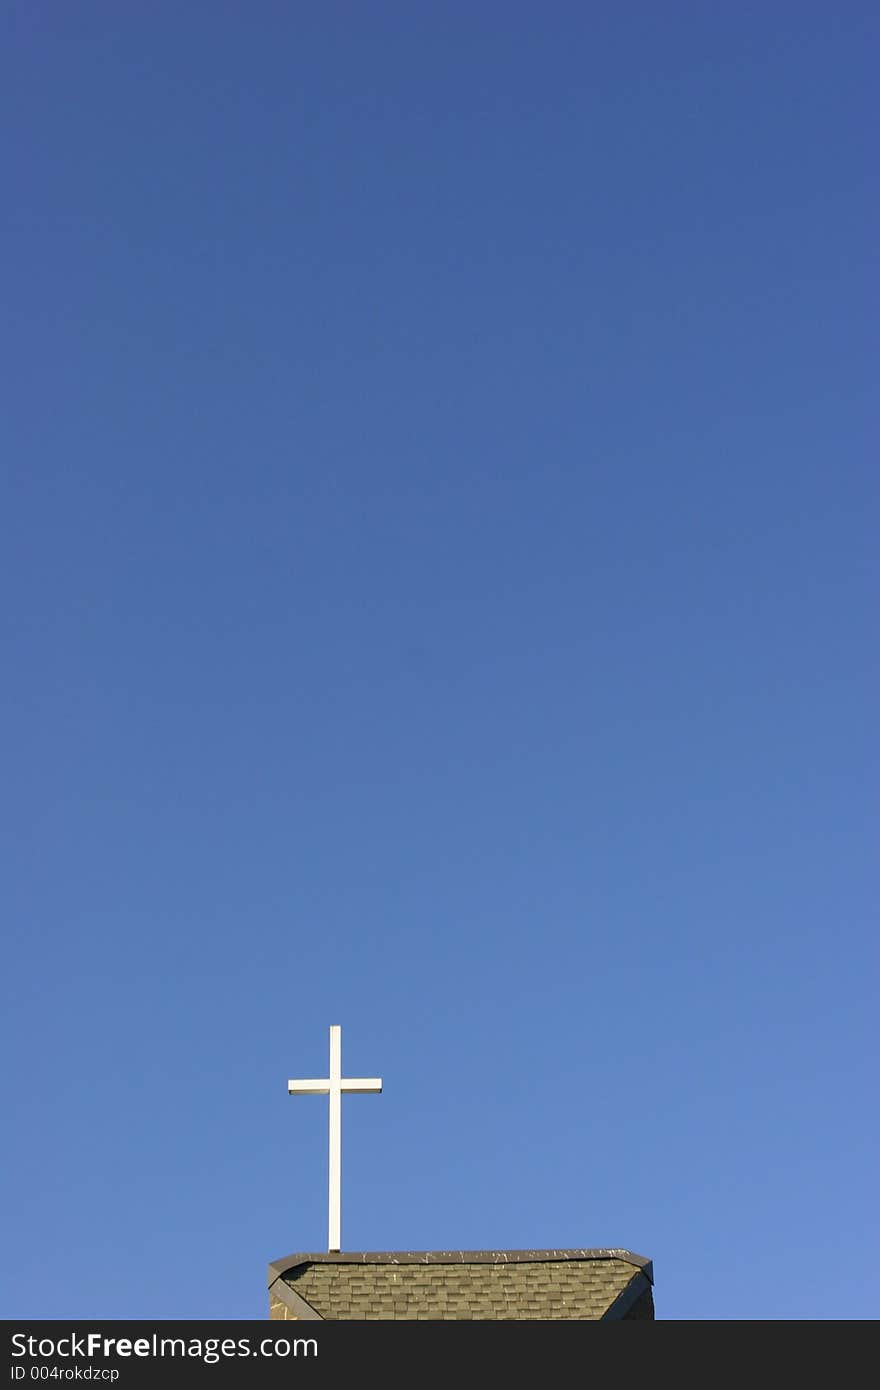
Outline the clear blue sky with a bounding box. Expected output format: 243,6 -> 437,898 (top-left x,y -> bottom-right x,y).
2,2 -> 876,1322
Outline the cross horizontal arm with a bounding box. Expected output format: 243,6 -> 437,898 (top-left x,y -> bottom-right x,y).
288,1079 -> 331,1094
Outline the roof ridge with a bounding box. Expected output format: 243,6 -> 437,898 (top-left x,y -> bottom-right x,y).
269,1249 -> 652,1282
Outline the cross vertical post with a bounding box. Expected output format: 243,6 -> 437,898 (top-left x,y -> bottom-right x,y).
328,1024 -> 342,1253
288,1025 -> 383,1253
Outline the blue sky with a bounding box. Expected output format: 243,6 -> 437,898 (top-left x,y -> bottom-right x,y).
2,3 -> 876,1321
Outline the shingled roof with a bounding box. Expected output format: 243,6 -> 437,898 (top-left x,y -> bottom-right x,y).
268,1249 -> 654,1320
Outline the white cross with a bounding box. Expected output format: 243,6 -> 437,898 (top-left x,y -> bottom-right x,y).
288,1025 -> 382,1252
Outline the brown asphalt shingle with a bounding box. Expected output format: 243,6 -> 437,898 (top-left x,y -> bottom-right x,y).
281,1255 -> 642,1320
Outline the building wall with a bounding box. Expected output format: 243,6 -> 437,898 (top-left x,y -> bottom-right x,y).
623,1285 -> 655,1319
269,1290 -> 299,1320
